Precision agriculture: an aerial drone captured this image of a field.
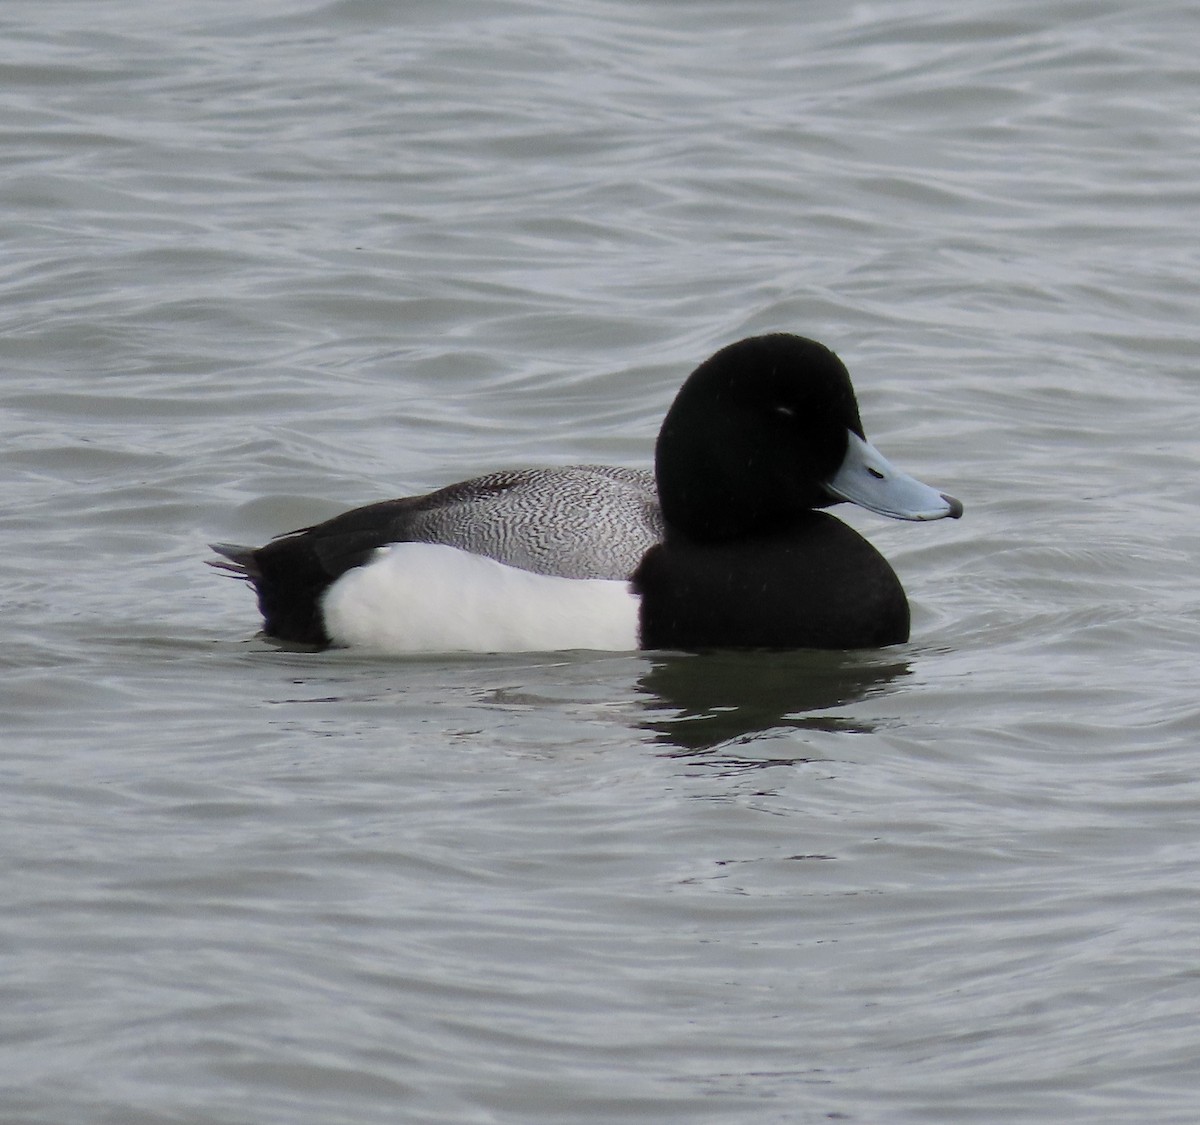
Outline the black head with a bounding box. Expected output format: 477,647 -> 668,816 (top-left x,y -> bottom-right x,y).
654,334 -> 865,541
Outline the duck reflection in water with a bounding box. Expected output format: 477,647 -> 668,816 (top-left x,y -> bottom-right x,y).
638,648 -> 910,756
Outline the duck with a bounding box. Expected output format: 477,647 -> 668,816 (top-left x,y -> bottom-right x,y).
211,333 -> 962,653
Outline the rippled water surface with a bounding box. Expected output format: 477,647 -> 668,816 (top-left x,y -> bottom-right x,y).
4,1 -> 1199,1122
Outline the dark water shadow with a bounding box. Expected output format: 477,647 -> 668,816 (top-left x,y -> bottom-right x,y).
636,648 -> 911,758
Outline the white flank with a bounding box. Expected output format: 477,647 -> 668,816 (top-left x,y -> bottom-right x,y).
320,542 -> 641,653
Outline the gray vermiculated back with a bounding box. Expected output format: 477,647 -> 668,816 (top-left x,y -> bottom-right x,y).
403,465 -> 664,580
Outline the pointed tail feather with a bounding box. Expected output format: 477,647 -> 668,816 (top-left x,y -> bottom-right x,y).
207,542 -> 260,580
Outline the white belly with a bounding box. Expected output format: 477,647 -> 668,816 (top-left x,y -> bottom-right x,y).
320,542 -> 641,653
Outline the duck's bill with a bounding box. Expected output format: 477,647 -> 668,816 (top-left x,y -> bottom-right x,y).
825,431 -> 963,521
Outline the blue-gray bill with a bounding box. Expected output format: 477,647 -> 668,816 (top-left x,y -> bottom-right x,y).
824,431 -> 963,521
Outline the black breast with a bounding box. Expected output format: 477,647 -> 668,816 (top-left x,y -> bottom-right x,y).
631,512 -> 909,650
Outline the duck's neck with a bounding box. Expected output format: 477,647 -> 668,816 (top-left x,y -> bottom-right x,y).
654,413 -> 835,542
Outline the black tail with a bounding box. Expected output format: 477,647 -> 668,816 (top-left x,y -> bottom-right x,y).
208,494 -> 430,649
208,538 -> 332,648
208,542 -> 260,580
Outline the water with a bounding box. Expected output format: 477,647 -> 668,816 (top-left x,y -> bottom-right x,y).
3,1 -> 1199,1121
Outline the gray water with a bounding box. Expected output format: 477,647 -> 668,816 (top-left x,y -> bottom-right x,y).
3,1 -> 1199,1122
